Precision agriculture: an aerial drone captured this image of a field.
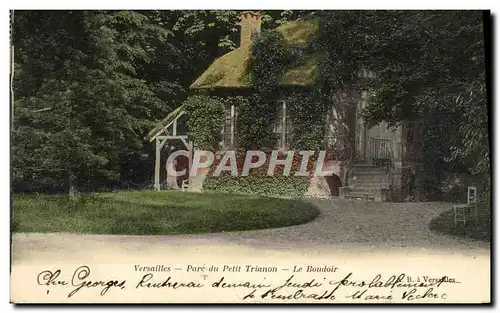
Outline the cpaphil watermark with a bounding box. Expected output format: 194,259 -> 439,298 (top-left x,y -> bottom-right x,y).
166,150 -> 337,177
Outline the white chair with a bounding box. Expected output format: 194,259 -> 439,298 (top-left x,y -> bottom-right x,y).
181,179 -> 190,192
453,186 -> 478,226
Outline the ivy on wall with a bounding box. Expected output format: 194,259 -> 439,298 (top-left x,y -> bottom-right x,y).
203,149 -> 318,198
186,27 -> 332,153
185,95 -> 246,150
184,95 -> 225,150
287,91 -> 328,150
204,175 -> 310,198
248,30 -> 292,93
236,95 -> 278,150
241,28 -> 329,151
187,24 -> 336,198
236,30 -> 290,150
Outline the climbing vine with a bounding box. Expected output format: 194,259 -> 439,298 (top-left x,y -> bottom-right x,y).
203,149 -> 318,198
236,30 -> 288,150
287,91 -> 328,150
184,95 -> 224,150
189,13 -> 489,204
201,25 -> 331,198
313,11 -> 490,203
240,27 -> 329,151
248,30 -> 292,93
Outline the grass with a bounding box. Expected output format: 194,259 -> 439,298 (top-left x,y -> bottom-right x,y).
428,208 -> 491,242
12,191 -> 320,235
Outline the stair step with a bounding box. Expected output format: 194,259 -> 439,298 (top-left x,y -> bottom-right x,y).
342,187 -> 389,192
351,164 -> 386,169
349,180 -> 389,186
351,168 -> 381,171
352,186 -> 390,190
344,193 -> 377,200
352,170 -> 387,174
351,163 -> 381,166
351,169 -> 387,173
339,187 -> 389,201
351,175 -> 387,181
350,177 -> 389,181
347,164 -> 391,199
346,191 -> 377,196
351,178 -> 387,183
351,180 -> 389,184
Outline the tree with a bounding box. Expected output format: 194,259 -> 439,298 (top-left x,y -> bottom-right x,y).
12,11 -> 183,194
12,10 -> 306,194
314,10 -> 489,200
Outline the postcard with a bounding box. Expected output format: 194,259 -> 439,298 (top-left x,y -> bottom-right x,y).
10,9 -> 491,304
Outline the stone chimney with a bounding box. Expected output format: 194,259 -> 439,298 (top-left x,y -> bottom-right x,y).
238,11 -> 262,48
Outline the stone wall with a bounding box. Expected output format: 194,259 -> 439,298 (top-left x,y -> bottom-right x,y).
305,160 -> 347,198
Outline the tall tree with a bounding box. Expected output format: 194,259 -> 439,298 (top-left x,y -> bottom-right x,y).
314,10 -> 489,200
12,11 -> 183,194
11,10 -> 318,194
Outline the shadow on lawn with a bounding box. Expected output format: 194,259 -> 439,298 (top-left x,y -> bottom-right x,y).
12,192 -> 320,235
104,197 -> 320,236
429,209 -> 491,242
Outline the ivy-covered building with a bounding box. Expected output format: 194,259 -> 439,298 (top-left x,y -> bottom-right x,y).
148,12 -> 422,201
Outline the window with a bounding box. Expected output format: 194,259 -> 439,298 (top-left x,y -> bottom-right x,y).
221,105 -> 237,150
273,100 -> 293,149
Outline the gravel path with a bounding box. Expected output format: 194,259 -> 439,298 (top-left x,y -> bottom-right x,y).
12,199 -> 489,264
11,198 -> 490,305
187,199 -> 490,251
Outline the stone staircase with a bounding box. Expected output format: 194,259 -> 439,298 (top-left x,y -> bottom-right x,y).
339,164 -> 391,201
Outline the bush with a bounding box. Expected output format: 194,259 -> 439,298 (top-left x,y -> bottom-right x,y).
204,175 -> 310,198
203,149 -> 316,198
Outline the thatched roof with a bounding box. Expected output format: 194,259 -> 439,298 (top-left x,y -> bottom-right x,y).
190,19 -> 320,90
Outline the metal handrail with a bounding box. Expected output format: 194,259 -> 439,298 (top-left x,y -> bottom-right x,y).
367,137 -> 392,161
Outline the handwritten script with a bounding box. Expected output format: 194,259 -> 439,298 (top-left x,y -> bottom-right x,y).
35,265 -> 459,302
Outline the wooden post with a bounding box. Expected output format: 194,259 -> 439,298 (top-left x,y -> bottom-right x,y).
230,105 -> 234,148
154,137 -> 161,190
282,101 -> 286,149
188,142 -> 193,184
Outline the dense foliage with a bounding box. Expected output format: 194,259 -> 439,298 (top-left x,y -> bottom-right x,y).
184,95 -> 226,150
203,149 -> 317,198
204,175 -> 310,198
11,10 -> 300,194
237,30 -> 289,150
12,11 -> 183,194
201,28 -> 330,197
241,29 -> 328,151
12,10 -> 490,205
314,11 -> 489,202
238,10 -> 490,203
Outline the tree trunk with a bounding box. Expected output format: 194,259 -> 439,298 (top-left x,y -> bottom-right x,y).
69,173 -> 78,197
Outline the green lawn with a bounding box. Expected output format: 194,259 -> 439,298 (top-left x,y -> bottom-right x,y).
12,191 -> 320,235
429,208 -> 491,242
